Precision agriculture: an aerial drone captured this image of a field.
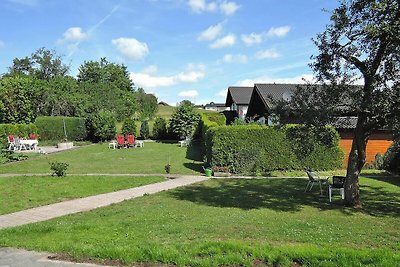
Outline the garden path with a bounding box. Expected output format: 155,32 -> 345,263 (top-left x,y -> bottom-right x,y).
0,175 -> 207,229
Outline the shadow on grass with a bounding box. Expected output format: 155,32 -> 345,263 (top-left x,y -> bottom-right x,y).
170,178 -> 400,217
183,142 -> 204,173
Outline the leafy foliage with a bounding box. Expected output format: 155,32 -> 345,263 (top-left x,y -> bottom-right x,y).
152,117 -> 168,140
85,111 -> 116,142
7,48 -> 69,79
205,125 -> 343,174
136,88 -> 158,121
35,117 -> 86,141
0,123 -> 38,145
121,118 -> 137,136
169,101 -> 201,139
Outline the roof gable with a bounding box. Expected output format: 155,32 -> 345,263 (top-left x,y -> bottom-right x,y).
225,86 -> 253,106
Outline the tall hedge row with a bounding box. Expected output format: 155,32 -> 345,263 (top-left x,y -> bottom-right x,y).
199,112 -> 226,153
205,124 -> 343,174
35,116 -> 87,141
0,123 -> 38,145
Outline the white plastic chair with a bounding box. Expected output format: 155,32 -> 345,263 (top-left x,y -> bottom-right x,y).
304,170 -> 328,195
328,176 -> 346,202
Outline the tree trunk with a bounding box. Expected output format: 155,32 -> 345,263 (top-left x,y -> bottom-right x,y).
345,113 -> 369,207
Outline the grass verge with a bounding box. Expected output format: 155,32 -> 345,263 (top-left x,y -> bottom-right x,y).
0,175 -> 398,266
0,142 -> 203,175
0,175 -> 165,215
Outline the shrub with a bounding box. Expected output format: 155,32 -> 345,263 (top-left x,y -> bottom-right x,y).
140,120 -> 150,139
383,142 -> 400,173
169,102 -> 201,139
85,111 -> 116,142
35,116 -> 86,141
205,124 -> 343,174
152,117 -> 168,140
49,161 -> 69,176
121,118 -> 137,136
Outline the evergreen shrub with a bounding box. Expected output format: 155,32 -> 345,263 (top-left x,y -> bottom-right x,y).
152,117 -> 168,140
383,142 -> 400,173
140,120 -> 150,139
121,118 -> 137,136
35,116 -> 86,141
85,111 -> 116,142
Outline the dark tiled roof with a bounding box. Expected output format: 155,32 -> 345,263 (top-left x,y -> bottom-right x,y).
225,86 -> 253,106
329,116 -> 358,129
254,83 -> 301,108
204,102 -> 226,108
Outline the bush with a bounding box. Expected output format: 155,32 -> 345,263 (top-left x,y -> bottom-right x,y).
85,111 -> 116,142
205,124 -> 343,174
152,117 -> 168,140
169,102 -> 201,139
121,118 -> 137,136
383,142 -> 400,173
35,116 -> 86,141
0,123 -> 38,146
49,161 -> 69,177
140,120 -> 150,139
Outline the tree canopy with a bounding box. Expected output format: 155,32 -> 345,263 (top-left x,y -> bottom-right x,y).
275,0 -> 400,207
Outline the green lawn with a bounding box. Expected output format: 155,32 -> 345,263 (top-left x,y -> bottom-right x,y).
0,142 -> 203,175
1,175 -> 398,266
0,175 -> 165,215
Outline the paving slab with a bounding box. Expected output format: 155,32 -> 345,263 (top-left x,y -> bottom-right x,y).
0,175 -> 207,229
0,247 -> 108,267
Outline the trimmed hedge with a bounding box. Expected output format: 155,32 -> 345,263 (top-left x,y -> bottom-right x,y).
35,116 -> 87,141
205,124 -> 343,174
0,123 -> 38,145
199,113 -> 226,154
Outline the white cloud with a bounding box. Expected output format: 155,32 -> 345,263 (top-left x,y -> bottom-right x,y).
221,54 -> 247,63
209,34 -> 236,49
130,64 -> 205,89
255,48 -> 280,59
217,89 -> 227,97
187,0 -> 239,16
112,37 -> 149,61
241,32 -> 263,46
237,74 -> 315,86
188,0 -> 217,13
266,26 -> 291,38
219,1 -> 240,16
142,65 -> 158,74
61,27 -> 88,42
241,25 -> 291,46
198,22 -> 223,41
178,90 -> 199,98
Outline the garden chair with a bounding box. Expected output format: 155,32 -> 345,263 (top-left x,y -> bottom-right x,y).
126,134 -> 135,148
29,133 -> 38,140
14,136 -> 27,151
7,135 -> 15,151
328,176 -> 346,202
116,134 -> 126,148
304,169 -> 328,195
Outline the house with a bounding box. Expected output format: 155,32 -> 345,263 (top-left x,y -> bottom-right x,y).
204,102 -> 229,111
225,86 -> 253,119
243,83 -> 394,164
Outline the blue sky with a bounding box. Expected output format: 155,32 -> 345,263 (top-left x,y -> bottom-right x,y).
0,0 -> 339,105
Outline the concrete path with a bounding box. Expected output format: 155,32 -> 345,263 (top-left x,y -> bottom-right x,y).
0,247 -> 108,267
0,175 -> 207,229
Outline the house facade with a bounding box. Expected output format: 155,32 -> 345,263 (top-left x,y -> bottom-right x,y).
225,86 -> 253,119
242,83 -> 394,164
204,102 -> 229,111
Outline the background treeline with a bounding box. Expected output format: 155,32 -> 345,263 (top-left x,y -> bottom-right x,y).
0,48 -> 157,126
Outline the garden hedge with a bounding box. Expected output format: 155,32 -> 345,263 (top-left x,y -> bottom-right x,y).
35,116 -> 87,141
205,124 -> 344,174
0,123 -> 38,145
198,112 -> 226,153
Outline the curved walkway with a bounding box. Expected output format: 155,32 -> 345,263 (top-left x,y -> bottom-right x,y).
0,175 -> 207,229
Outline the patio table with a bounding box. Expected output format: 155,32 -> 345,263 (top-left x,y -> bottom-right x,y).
19,139 -> 38,150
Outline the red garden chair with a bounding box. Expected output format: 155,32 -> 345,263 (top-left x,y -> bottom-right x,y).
116,134 -> 126,148
126,134 -> 135,148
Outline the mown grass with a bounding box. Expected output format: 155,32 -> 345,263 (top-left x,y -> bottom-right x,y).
1,176 -> 398,266
0,175 -> 165,215
0,142 -> 203,175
